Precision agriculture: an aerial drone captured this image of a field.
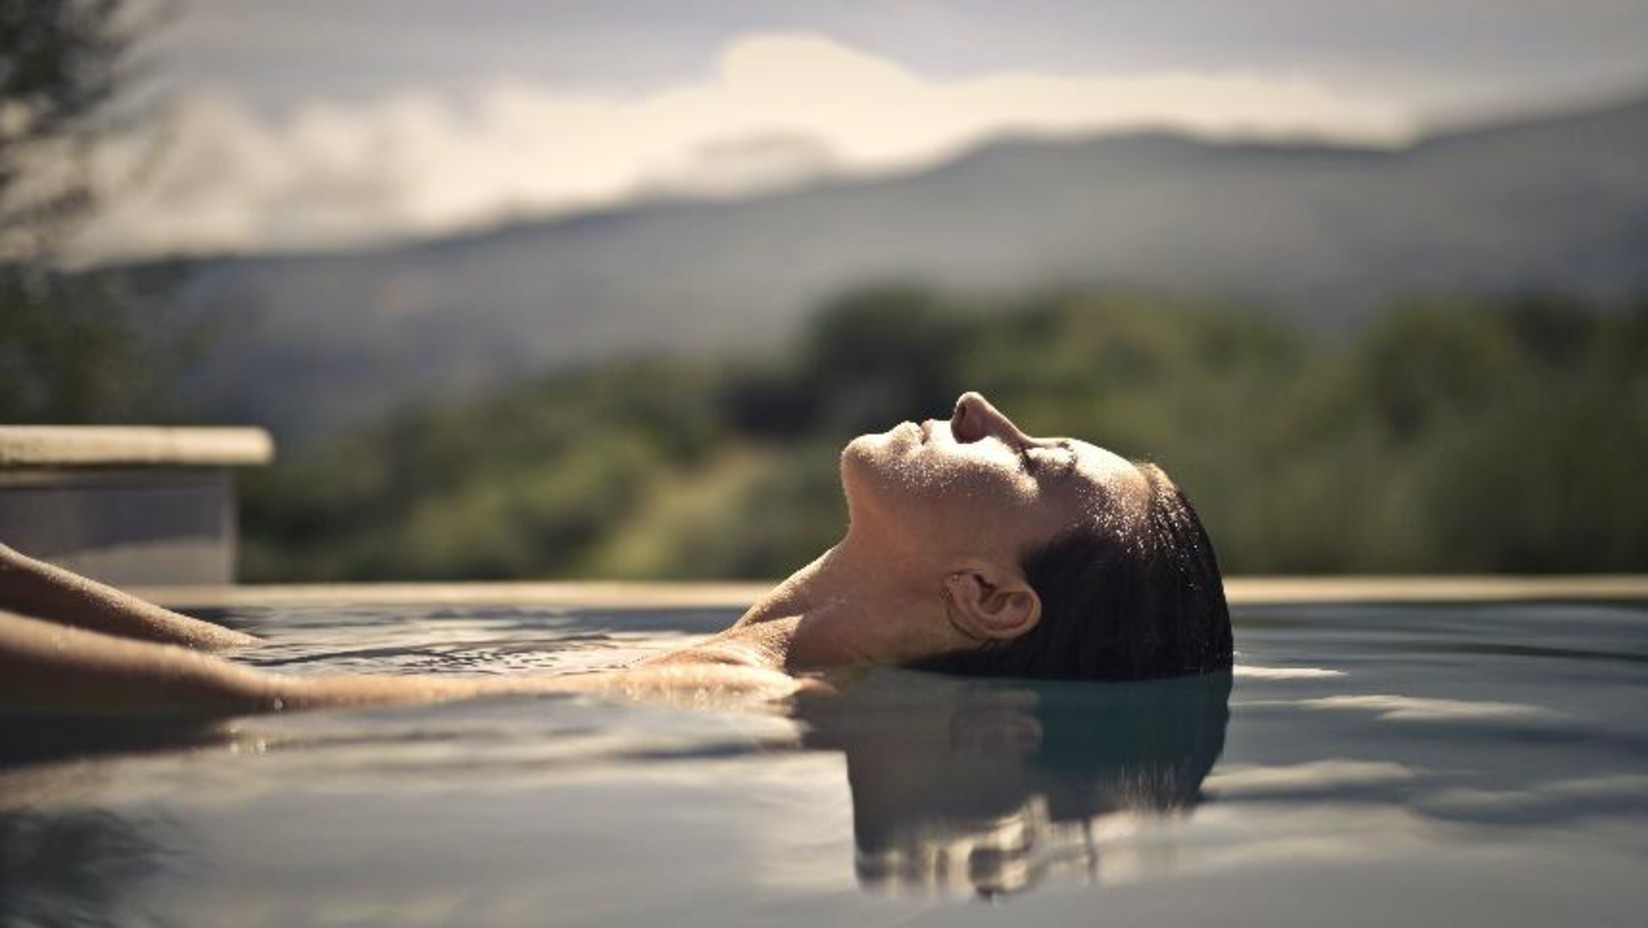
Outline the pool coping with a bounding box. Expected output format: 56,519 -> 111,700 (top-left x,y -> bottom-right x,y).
133,575 -> 1648,609
1,426 -> 276,586
0,426 -> 274,468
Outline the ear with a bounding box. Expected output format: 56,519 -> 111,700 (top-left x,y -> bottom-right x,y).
943,562 -> 1042,642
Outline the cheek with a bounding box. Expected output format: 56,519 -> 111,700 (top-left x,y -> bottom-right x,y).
842,437 -> 1035,527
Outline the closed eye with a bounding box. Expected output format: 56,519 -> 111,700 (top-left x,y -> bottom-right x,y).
1021,441 -> 1078,475
986,436 -> 1041,473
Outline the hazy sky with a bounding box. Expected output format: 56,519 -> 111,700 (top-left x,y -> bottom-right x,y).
82,0 -> 1648,261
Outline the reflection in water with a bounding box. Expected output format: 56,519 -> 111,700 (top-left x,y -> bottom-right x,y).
0,602 -> 1640,922
0,717 -> 218,927
795,669 -> 1231,898
0,808 -> 179,928
0,716 -> 229,772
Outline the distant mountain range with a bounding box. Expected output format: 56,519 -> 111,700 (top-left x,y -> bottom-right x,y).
155,93 -> 1648,446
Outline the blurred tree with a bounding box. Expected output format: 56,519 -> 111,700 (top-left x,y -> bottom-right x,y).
1351,299 -> 1519,442
800,284 -> 977,435
239,361 -> 731,580
722,283 -> 978,439
0,0 -> 135,257
0,0 -> 189,424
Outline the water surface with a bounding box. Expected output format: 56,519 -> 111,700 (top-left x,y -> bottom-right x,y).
2,599 -> 1645,926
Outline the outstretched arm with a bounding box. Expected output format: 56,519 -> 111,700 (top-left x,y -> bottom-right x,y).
0,609 -> 815,717
0,544 -> 259,650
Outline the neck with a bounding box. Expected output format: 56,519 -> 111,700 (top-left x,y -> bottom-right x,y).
732,524 -> 974,672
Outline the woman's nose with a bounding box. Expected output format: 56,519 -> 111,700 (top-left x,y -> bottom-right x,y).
952,391 -> 1031,446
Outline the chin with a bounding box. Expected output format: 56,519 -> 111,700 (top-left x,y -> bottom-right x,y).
839,431 -> 885,490
841,429 -> 907,512
842,424 -> 945,528
842,422 -> 918,468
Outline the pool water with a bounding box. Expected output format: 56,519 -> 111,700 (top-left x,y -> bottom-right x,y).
2,599 -> 1645,926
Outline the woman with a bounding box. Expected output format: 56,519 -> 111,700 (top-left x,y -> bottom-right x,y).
0,392 -> 1231,714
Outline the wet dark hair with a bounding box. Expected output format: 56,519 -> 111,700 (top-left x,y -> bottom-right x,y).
914,462 -> 1232,681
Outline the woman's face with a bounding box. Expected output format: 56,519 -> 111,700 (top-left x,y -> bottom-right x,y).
841,392 -> 1147,564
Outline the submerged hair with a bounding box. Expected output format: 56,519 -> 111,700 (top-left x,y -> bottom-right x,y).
915,463 -> 1232,681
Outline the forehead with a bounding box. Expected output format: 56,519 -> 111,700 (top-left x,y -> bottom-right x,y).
1057,439 -> 1149,516
1068,439 -> 1137,482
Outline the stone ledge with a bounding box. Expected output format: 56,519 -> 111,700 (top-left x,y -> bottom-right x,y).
0,426 -> 274,468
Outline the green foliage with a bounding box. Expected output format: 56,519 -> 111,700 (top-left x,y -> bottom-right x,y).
0,262 -> 201,421
722,284 -> 979,439
582,441 -> 845,580
242,289 -> 1648,580
241,361 -> 728,580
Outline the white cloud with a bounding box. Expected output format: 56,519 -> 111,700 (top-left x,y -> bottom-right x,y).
76,32 -> 1415,263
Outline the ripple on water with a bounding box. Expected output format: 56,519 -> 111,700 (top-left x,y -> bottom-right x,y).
4,598 -> 1644,925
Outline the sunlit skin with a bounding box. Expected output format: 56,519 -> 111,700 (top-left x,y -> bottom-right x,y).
0,392 -> 1147,714
663,391 -> 1149,672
